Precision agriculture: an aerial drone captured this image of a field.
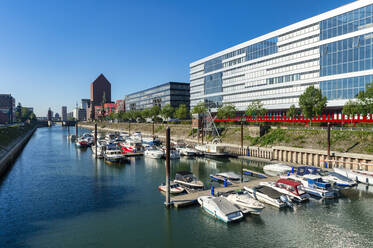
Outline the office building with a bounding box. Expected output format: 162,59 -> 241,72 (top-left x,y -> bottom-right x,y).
87,74 -> 111,120
67,112 -> 73,119
73,107 -> 86,121
189,0 -> 373,114
0,94 -> 15,124
115,100 -> 125,112
61,106 -> 67,121
125,82 -> 190,111
81,99 -> 90,110
47,108 -> 53,121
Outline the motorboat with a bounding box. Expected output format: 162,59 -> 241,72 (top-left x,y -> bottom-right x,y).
216,172 -> 241,181
175,143 -> 198,157
105,133 -> 116,143
174,171 -> 204,189
210,174 -> 233,185
91,143 -> 104,159
170,150 -> 180,159
144,147 -> 164,159
263,163 -> 292,176
67,134 -> 76,141
320,170 -> 356,187
221,191 -> 265,215
197,196 -> 244,223
260,179 -> 310,202
104,146 -> 128,163
244,185 -> 292,208
121,139 -> 143,154
158,182 -> 185,194
195,144 -> 228,158
285,174 -> 336,198
334,168 -> 373,185
75,138 -> 88,148
131,132 -> 142,142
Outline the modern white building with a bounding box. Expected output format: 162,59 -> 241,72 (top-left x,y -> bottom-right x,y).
73,107 -> 86,121
190,0 -> 373,114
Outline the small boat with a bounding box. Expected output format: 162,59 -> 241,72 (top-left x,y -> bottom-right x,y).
91,144 -> 104,159
243,168 -> 267,178
195,144 -> 228,158
158,182 -> 185,194
244,185 -> 292,208
216,172 -> 241,181
334,168 -> 373,185
104,148 -> 128,164
75,138 -> 88,148
260,179 -> 310,202
197,196 -> 244,223
176,144 -> 198,157
221,191 -> 265,215
320,171 -> 356,187
210,174 -> 233,185
170,150 -> 180,159
174,171 -> 204,189
285,174 -> 336,198
67,134 -> 76,141
263,163 -> 292,176
144,147 -> 164,159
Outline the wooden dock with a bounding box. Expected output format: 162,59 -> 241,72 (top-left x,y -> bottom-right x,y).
171,176 -> 279,208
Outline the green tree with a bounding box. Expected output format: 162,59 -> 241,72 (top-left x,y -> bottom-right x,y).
245,100 -> 267,117
149,105 -> 161,121
191,102 -> 207,115
141,108 -> 151,120
286,104 -> 299,118
108,112 -> 115,120
16,102 -> 22,121
160,104 -> 174,121
342,100 -> 362,116
299,86 -> 327,119
119,111 -> 129,121
357,82 -> 373,114
216,103 -> 237,119
29,112 -> 36,122
174,104 -> 188,119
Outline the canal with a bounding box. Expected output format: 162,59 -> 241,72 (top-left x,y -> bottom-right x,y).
1,126 -> 373,247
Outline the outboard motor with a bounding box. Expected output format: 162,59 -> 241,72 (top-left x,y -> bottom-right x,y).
280,195 -> 293,208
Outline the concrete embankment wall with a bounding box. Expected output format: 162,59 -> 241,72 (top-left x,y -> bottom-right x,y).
0,127 -> 37,179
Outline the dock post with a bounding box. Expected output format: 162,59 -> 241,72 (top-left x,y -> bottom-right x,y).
95,122 -> 97,158
165,127 -> 171,208
211,186 -> 214,196
152,121 -> 155,141
128,121 -> 131,135
327,122 -> 330,168
75,122 -> 78,137
201,119 -> 204,145
241,121 -> 243,155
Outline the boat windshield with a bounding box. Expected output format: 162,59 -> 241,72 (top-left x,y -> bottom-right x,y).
296,185 -> 306,195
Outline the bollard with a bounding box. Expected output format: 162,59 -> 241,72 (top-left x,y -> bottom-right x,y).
291,167 -> 294,173
211,186 -> 215,196
324,162 -> 328,169
224,179 -> 227,187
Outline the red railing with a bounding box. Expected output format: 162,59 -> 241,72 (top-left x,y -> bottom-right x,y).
213,114 -> 373,126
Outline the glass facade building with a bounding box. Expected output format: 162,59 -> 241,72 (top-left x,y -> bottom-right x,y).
125,82 -> 190,111
189,0 -> 373,113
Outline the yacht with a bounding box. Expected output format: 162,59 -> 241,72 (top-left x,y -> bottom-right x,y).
263,163 -> 292,176
104,145 -> 128,163
173,171 -> 204,189
244,185 -> 292,208
320,170 -> 356,187
285,174 -> 336,198
176,144 -> 198,157
158,182 -> 185,194
195,144 -> 228,158
221,191 -> 265,215
144,147 -> 164,159
334,168 -> 373,185
75,138 -> 88,148
260,179 -> 310,202
197,196 -> 244,223
121,139 -> 143,154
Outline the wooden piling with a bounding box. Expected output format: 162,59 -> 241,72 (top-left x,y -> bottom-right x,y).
152,122 -> 155,141
327,122 -> 331,168
165,127 -> 171,207
241,121 -> 243,155
95,122 -> 97,158
75,122 -> 78,137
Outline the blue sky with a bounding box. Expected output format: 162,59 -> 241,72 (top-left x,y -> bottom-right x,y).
0,0 -> 352,116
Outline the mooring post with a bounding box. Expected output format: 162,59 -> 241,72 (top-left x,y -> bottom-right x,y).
95,122 -> 98,158
201,118 -> 204,145
241,121 -> 243,155
165,127 -> 171,207
75,122 -> 78,137
327,122 -> 331,168
128,121 -> 131,135
152,121 -> 155,141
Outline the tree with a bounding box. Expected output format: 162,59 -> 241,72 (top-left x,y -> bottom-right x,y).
29,112 -> 36,122
216,103 -> 237,119
149,105 -> 161,121
108,112 -> 115,120
286,104 -> 299,118
191,102 -> 207,115
141,108 -> 151,120
119,111 -> 129,121
342,100 -> 362,116
174,104 -> 188,119
16,102 -> 22,121
299,86 -> 327,119
245,100 -> 267,117
160,104 -> 174,121
357,82 -> 373,115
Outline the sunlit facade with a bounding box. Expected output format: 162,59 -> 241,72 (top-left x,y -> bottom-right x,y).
189,0 -> 373,113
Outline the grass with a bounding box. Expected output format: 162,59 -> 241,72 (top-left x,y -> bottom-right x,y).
0,124 -> 34,148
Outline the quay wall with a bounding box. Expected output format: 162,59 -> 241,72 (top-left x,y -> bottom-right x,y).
0,127 -> 37,179
80,124 -> 373,171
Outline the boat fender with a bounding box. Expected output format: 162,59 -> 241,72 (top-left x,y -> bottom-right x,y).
211,186 -> 215,196
224,179 -> 227,187
366,177 -> 369,184
291,167 -> 294,173
324,162 -> 328,169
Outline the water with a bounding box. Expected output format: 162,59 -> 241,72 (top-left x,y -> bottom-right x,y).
1,126 -> 373,248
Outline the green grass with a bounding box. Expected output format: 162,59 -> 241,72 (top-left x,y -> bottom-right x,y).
0,124 -> 34,148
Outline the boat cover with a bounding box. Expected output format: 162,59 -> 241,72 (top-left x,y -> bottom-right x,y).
296,166 -> 320,176
255,185 -> 282,199
211,197 -> 240,215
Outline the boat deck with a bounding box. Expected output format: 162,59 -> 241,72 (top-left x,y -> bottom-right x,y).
171,176 -> 279,208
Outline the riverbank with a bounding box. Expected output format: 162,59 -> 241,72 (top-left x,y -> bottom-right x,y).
0,124 -> 37,178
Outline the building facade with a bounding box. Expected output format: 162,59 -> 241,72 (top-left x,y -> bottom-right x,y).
190,0 -> 373,114
125,82 -> 190,111
115,100 -> 125,112
73,107 -> 86,121
61,106 -> 67,121
87,74 -> 112,120
81,99 -> 90,110
0,94 -> 15,124
47,108 -> 53,121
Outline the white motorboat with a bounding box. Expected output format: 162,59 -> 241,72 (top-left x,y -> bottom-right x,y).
197,196 -> 244,223
91,144 -> 104,159
334,168 -> 373,185
158,182 -> 185,194
170,150 -> 180,159
263,163 -> 292,176
104,146 -> 128,164
216,172 -> 241,181
260,179 -> 310,202
285,174 -> 336,198
144,147 -> 164,159
195,144 -> 228,158
67,134 -> 76,141
174,171 -> 204,189
320,170 -> 356,187
75,138 -> 89,148
222,191 -> 265,215
244,185 -> 292,208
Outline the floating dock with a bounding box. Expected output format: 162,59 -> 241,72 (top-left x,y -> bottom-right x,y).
171,176 -> 279,208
